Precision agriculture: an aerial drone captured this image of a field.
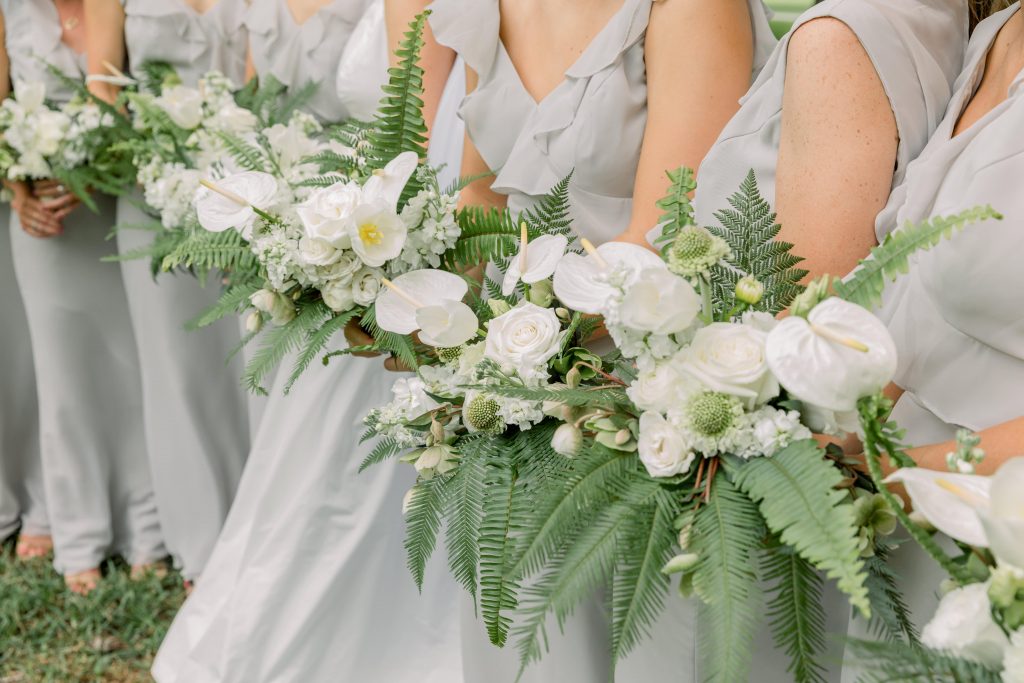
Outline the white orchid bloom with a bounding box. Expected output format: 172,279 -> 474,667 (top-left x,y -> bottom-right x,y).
362,151 -> 418,212
765,297 -> 897,412
552,240 -> 666,314
375,269 -> 479,347
502,227 -> 569,296
195,171 -> 279,238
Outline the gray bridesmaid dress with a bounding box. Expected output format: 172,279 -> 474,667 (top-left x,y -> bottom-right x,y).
0,214 -> 46,544
690,1 -> 968,679
116,0 -> 251,581
5,0 -> 164,574
429,0 -> 776,680
841,4 -> 1024,677
151,3 -> 463,682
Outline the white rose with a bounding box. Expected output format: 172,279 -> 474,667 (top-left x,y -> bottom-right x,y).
638,412 -> 696,478
551,423 -> 583,457
250,289 -> 296,326
351,267 -> 383,306
484,302 -> 564,380
921,582 -> 1009,669
195,171 -> 279,238
298,236 -> 342,266
348,200 -> 407,267
209,104 -> 258,135
680,322 -> 779,410
618,267 -> 701,335
627,362 -> 690,413
296,181 -> 363,247
1003,631 -> 1024,683
322,251 -> 362,286
157,85 -> 204,130
321,279 -> 356,313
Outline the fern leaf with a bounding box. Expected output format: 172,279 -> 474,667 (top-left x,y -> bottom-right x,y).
834,206 -> 1001,309
405,476 -> 447,592
284,310 -> 359,394
479,442 -> 520,647
358,437 -> 403,472
863,544 -> 919,644
843,638 -> 1002,683
521,172 -> 574,237
761,545 -> 829,683
187,282 -> 260,330
361,305 -> 419,370
445,441 -> 488,601
653,166 -> 698,250
727,441 -> 870,617
214,131 -> 272,173
242,301 -> 331,395
444,206 -> 520,270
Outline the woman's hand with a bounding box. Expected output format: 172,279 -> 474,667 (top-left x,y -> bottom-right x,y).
343,318 -> 415,372
10,181 -> 62,238
34,179 -> 81,221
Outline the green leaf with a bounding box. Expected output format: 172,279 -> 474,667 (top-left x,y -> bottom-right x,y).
521,172 -> 574,238
691,474 -> 764,683
445,441 -> 488,601
242,301 -> 331,395
653,166 -> 697,250
358,437 -> 403,472
862,544 -> 919,644
761,545 -> 829,683
834,206 -> 1001,309
843,638 -> 1002,682
727,441 -> 870,617
284,310 -> 359,394
479,443 -> 520,647
404,477 -> 446,592
187,282 -> 260,330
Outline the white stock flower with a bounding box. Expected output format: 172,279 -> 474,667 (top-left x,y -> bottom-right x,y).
362,151 -> 418,212
157,85 -> 204,129
348,200 -> 407,267
553,241 -> 665,314
208,103 -> 258,135
321,279 -> 356,313
250,289 -> 295,326
502,234 -> 569,296
195,171 -> 279,238
748,407 -> 812,458
296,181 -> 363,247
921,582 -> 1009,669
617,267 -> 701,336
679,322 -> 779,410
484,302 -> 565,381
766,297 -> 897,412
391,376 -> 439,420
638,412 -> 696,478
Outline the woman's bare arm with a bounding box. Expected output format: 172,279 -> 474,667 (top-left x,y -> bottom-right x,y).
83,0 -> 127,104
774,18 -> 898,282
620,0 -> 754,244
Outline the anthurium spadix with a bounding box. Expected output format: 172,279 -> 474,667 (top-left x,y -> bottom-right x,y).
195,171 -> 279,238
375,269 -> 479,347
362,151 -> 418,212
552,239 -> 666,314
765,297 -> 898,412
502,226 -> 569,296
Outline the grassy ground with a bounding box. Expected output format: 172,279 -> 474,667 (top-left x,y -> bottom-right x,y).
0,541 -> 185,683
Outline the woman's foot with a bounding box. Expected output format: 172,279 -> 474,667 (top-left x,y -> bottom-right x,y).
65,568 -> 102,595
15,534 -> 53,560
130,560 -> 169,581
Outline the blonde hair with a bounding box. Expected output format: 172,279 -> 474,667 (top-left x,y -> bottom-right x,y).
971,0 -> 1014,31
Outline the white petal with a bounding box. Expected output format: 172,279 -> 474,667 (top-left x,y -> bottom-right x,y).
885,468 -> 991,547
502,259 -> 522,297
375,269 -> 469,335
983,458 -> 1024,569
365,151 -> 419,211
553,241 -> 665,314
417,300 -> 479,347
522,234 -> 569,284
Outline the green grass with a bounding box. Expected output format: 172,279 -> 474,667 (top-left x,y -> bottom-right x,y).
0,541 -> 185,683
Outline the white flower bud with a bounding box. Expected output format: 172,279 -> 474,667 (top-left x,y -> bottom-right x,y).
402,486 -> 418,516
614,428 -> 631,446
245,311 -> 263,334
735,275 -> 764,306
661,553 -> 700,575
551,423 -> 583,458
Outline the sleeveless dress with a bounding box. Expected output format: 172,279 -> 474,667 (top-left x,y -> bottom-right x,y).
841,5 -> 1024,677
688,2 -> 967,679
4,0 -> 164,574
116,0 -> 251,581
151,3 -> 464,682
430,1 -> 776,680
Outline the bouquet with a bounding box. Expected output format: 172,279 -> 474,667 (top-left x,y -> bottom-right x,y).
364,163 -> 1000,681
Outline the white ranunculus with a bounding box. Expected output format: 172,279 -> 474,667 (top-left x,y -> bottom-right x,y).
484,302 -> 565,380
627,361 -> 691,414
296,181 -> 363,247
298,236 -> 342,266
361,151 -> 418,212
921,582 -> 1009,669
618,267 -> 701,336
321,279 -> 356,313
638,412 -> 696,478
551,423 -> 583,457
351,267 -> 383,306
375,269 -> 470,334
415,300 -> 479,347
680,322 -> 779,410
765,297 -> 897,412
195,171 -> 279,238
250,289 -> 295,326
980,458 -> 1024,571
1003,631 -> 1024,683
209,103 -> 258,135
347,200 -> 407,267
502,234 -> 569,296
157,85 -> 204,130
553,241 -> 666,314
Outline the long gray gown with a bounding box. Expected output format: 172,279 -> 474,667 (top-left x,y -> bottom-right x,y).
689,1 -> 968,679
842,4 -> 1024,678
151,2 -> 464,681
116,0 -> 251,581
5,0 -> 164,574
429,0 -> 777,680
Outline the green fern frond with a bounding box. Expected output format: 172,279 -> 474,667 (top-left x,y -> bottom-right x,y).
135,61 -> 178,95
160,228 -> 259,276
478,385 -> 633,412
215,131 -> 272,173
691,473 -> 764,683
727,441 -> 870,616
187,282 -> 260,331
405,476 -> 447,591
863,544 -> 919,644
761,545 -> 829,683
843,638 -> 1002,683
521,172 -> 574,237
284,310 -> 360,394
358,437 -> 403,472
360,305 -> 420,370
445,440 -> 488,601
833,206 -> 1001,309
444,206 -> 520,270
242,301 -> 332,395
654,166 -> 698,251
479,441 -> 521,647
707,170 -> 808,314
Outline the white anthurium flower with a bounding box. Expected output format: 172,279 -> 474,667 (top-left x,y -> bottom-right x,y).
502,231 -> 569,296
375,269 -> 478,347
553,240 -> 665,314
362,151 -> 418,212
978,457 -> 1024,570
296,181 -> 363,247
884,467 -> 992,548
195,171 -> 279,238
765,297 -> 898,412
618,267 -> 701,336
347,200 -> 407,267
921,582 -> 1009,669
